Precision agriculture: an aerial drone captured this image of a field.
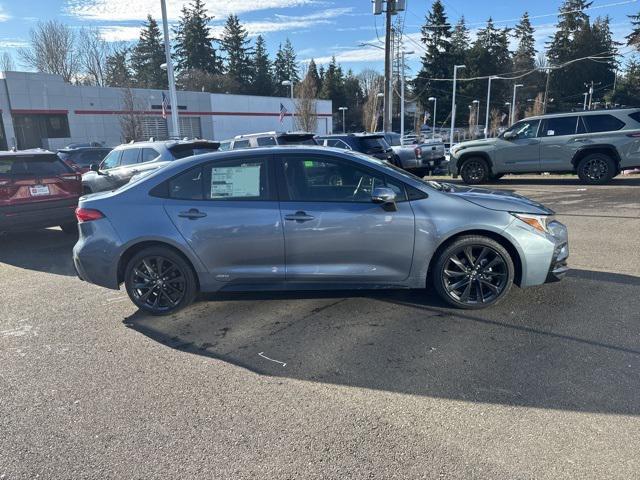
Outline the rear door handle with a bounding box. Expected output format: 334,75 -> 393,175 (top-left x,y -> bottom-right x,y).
284,211 -> 315,222
178,208 -> 207,219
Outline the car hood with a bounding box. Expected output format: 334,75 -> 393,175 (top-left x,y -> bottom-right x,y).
451,138 -> 497,153
436,183 -> 553,215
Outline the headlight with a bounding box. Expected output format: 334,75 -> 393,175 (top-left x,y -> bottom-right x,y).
512,213 -> 555,234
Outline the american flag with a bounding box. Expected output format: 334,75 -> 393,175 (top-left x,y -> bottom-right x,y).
279,103 -> 288,123
161,92 -> 170,119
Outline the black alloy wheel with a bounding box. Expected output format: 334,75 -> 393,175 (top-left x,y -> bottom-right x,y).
460,158 -> 489,184
433,236 -> 514,309
577,154 -> 615,185
125,247 -> 197,315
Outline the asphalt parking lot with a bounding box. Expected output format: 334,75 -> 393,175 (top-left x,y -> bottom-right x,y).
1,175 -> 639,479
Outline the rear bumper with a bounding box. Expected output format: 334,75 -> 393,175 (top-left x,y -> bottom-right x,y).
0,198 -> 78,232
73,218 -> 123,290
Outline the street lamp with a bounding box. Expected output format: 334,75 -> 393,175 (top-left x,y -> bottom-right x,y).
373,92 -> 384,132
281,79 -> 294,99
484,76 -> 500,138
472,99 -> 480,137
583,92 -> 589,111
338,106 -> 348,133
504,102 -> 511,127
400,49 -> 414,143
450,65 -> 466,148
281,80 -> 294,128
428,97 -> 437,140
511,84 -> 524,126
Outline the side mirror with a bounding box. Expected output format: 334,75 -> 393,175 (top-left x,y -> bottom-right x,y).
90,163 -> 104,175
503,131 -> 517,140
372,187 -> 397,210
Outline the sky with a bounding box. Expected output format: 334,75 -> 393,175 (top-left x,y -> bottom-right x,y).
0,0 -> 638,74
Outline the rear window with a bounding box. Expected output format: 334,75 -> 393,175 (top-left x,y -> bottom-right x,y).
360,137 -> 389,152
256,136 -> 277,146
278,136 -> 316,145
385,134 -> 401,146
629,111 -> 640,123
582,114 -> 625,133
0,154 -> 72,177
170,147 -> 218,159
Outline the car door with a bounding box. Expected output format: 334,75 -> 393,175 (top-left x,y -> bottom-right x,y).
493,119 -> 541,172
276,153 -> 416,284
162,154 -> 285,285
538,116 -> 584,171
105,147 -> 140,188
89,149 -> 122,192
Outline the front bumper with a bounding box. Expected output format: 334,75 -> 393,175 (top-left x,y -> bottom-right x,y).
545,227 -> 570,282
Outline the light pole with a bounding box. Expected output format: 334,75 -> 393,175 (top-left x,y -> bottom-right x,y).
484,76 -> 499,138
472,99 -> 480,137
504,102 -> 511,128
583,92 -> 589,111
400,49 -> 414,143
511,84 -> 523,126
281,80 -> 294,128
374,92 -> 384,132
160,0 -> 179,139
428,96 -> 437,140
281,79 -> 294,100
450,65 -> 466,148
338,106 -> 348,133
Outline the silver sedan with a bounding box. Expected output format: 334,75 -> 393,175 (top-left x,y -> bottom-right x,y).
73,146 -> 569,315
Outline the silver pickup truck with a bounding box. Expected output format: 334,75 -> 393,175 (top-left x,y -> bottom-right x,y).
379,132 -> 446,176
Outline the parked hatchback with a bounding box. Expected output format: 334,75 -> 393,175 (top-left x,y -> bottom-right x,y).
82,139 -> 219,193
0,149 -> 81,233
74,146 -> 569,315
450,108 -> 640,184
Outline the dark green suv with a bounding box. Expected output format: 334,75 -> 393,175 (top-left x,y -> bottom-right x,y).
450,108 -> 640,185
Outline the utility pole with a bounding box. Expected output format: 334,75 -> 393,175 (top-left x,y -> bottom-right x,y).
160,0 -> 179,139
587,81 -> 594,110
374,0 -> 404,133
542,67 -> 552,114
400,49 -> 414,144
484,76 -> 498,138
450,65 -> 465,147
428,97 -> 437,140
338,107 -> 348,133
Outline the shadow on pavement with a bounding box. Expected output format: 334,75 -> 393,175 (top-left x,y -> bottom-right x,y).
0,228 -> 77,276
124,269 -> 640,416
444,175 -> 640,187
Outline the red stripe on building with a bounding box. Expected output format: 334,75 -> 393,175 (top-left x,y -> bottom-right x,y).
12,109 -> 69,114
73,109 -> 332,117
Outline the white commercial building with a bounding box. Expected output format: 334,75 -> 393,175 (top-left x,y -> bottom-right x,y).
0,71 -> 332,150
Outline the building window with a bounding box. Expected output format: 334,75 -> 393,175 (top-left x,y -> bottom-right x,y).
141,116 -> 168,141
13,113 -> 71,149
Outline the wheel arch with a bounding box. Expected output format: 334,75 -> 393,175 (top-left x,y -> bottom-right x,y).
426,229 -> 523,287
117,240 -> 200,289
456,151 -> 494,172
571,145 -> 621,171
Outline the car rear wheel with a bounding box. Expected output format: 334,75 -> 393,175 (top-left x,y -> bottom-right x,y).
460,157 -> 490,184
576,153 -> 616,185
124,246 -> 198,315
432,236 -> 514,309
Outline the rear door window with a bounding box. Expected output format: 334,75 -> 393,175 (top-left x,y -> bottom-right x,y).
582,114 -> 625,133
232,139 -> 250,150
120,148 -> 140,166
203,157 -> 269,200
169,167 -> 203,200
628,111 -> 640,123
140,148 -> 160,163
541,117 -> 579,137
0,154 -> 72,177
360,137 -> 389,153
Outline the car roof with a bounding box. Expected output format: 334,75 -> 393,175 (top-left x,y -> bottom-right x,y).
58,146 -> 111,153
318,133 -> 385,139
114,139 -> 219,150
233,131 -> 314,139
525,107 -> 640,122
0,148 -> 57,157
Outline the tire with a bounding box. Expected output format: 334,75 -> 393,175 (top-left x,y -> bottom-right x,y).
489,173 -> 504,181
576,153 -> 616,185
60,222 -> 78,235
460,157 -> 490,184
432,235 -> 515,310
124,246 -> 198,315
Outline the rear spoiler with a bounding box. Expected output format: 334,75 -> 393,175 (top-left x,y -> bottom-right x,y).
279,133 -> 316,141
168,141 -> 220,153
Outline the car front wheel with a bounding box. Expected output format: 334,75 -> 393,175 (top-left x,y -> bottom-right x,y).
432,236 -> 515,309
124,246 -> 198,315
460,157 -> 490,184
576,153 -> 616,185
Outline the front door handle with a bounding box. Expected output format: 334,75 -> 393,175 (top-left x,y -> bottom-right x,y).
284,211 -> 315,222
178,208 -> 207,219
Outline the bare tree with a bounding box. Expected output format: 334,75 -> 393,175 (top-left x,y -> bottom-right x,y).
119,87 -> 143,143
490,109 -> 502,137
78,28 -> 112,86
18,20 -> 79,82
0,52 -> 15,72
468,105 -> 478,139
294,73 -> 318,132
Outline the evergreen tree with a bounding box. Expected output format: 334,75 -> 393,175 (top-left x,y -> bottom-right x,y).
319,57 -> 347,131
450,17 -> 470,68
273,39 -> 300,96
220,14 -> 253,93
611,57 -> 640,105
626,11 -> 640,48
105,47 -> 132,87
306,59 -> 321,96
251,35 -> 273,96
414,0 -> 453,124
130,15 -> 167,89
513,12 -> 536,71
342,69 -> 364,131
173,0 -> 222,74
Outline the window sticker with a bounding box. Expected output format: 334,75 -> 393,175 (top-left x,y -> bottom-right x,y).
210,165 -> 261,198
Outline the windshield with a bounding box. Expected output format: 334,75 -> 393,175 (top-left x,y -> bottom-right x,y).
361,137 -> 389,152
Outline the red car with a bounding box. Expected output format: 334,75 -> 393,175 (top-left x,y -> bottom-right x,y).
0,150 -> 82,233
57,146 -> 112,174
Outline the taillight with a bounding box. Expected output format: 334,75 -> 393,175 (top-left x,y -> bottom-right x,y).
414,147 -> 422,159
76,208 -> 104,223
0,179 -> 16,199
